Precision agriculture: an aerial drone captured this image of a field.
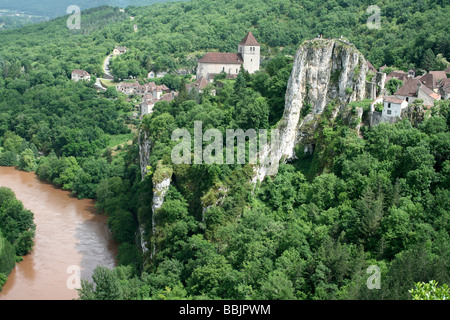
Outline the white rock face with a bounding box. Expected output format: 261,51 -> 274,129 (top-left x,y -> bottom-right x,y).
150,176 -> 171,257
253,39 -> 367,183
138,129 -> 173,258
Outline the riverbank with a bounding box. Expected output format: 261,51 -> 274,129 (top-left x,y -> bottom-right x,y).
0,167 -> 118,300
0,185 -> 35,292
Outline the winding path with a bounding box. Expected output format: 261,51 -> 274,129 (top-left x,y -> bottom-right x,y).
94,53 -> 114,91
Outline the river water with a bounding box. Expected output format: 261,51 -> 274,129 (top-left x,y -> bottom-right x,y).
0,167 -> 118,300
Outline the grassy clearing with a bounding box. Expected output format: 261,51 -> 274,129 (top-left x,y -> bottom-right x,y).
107,133 -> 134,149
100,79 -> 119,87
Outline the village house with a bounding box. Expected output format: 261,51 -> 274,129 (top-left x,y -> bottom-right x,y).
141,94 -> 158,116
437,78 -> 450,100
186,76 -> 216,95
71,69 -> 91,82
196,31 -> 260,82
385,70 -> 410,83
113,46 -> 127,55
140,91 -> 178,117
429,71 -> 447,89
115,81 -> 170,98
382,95 -> 408,117
394,78 -> 441,106
115,80 -> 175,117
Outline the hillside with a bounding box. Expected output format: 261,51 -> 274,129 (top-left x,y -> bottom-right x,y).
0,0 -> 187,18
0,0 -> 449,301
0,0 -> 448,76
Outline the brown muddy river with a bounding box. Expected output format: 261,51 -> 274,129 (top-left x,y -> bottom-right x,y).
0,167 -> 118,300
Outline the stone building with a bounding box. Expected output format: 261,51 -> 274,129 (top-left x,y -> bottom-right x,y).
71,69 -> 91,81
196,32 -> 260,81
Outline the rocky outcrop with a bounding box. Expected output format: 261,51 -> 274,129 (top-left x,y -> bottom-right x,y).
150,162 -> 173,258
253,39 -> 368,183
138,129 -> 173,259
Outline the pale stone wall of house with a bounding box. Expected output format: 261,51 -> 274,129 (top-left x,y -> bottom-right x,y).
141,103 -> 154,117
72,73 -> 90,81
382,101 -> 407,117
239,44 -> 260,74
417,87 -> 439,105
197,62 -> 242,80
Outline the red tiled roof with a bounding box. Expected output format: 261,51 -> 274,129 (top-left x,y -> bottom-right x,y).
395,78 -> 422,97
429,71 -> 447,87
160,92 -> 177,102
198,52 -> 244,64
430,71 -> 447,81
239,32 -> 260,46
438,78 -> 450,91
420,73 -> 435,90
192,76 -> 209,90
72,69 -> 90,76
387,70 -> 408,79
420,84 -> 441,100
384,95 -> 405,104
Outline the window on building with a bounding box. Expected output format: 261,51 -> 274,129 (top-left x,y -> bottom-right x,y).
388,103 -> 391,108
406,97 -> 409,102
387,110 -> 392,115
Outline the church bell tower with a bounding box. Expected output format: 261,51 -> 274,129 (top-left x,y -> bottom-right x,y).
238,32 -> 260,74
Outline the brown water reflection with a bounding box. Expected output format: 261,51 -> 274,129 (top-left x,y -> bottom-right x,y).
0,167 -> 118,300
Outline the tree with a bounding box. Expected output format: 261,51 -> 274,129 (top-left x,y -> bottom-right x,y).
105,86 -> 118,99
421,48 -> 436,71
258,270 -> 296,300
78,266 -> 123,300
233,66 -> 247,99
409,280 -> 450,300
386,78 -> 403,95
18,148 -> 37,172
2,131 -> 24,153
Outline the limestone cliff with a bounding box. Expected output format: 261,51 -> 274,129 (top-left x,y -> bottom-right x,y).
150,161 -> 173,258
253,39 -> 368,183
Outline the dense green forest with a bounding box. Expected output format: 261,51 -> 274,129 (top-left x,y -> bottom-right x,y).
0,0 -> 186,18
0,1 -> 449,300
0,187 -> 35,291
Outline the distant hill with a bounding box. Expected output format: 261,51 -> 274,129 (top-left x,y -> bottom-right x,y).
0,0 -> 187,18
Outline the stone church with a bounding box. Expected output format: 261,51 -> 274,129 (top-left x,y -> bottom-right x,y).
196,32 -> 260,81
